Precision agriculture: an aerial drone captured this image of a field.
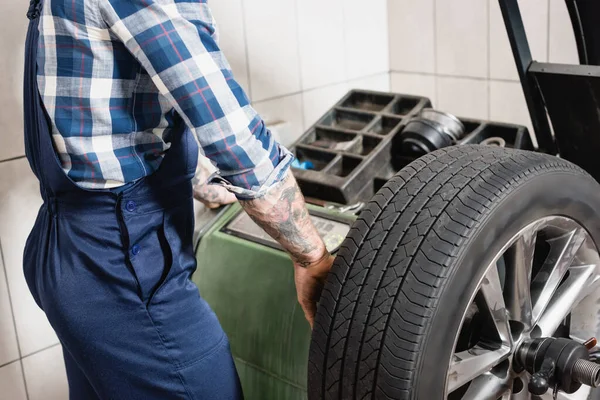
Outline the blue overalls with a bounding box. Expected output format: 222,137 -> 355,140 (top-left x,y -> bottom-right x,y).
22,1 -> 243,398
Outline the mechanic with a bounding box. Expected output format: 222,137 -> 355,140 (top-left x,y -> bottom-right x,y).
22,0 -> 334,398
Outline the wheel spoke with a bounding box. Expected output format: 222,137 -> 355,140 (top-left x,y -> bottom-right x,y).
447,345 -> 511,393
504,232 -> 536,329
459,372 -> 511,399
445,217 -> 599,399
481,264 -> 512,347
510,389 -> 529,399
535,264 -> 598,337
531,228 -> 586,324
510,375 -> 530,399
510,390 -> 529,399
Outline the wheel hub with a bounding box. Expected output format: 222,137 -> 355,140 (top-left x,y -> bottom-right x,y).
445,216 -> 600,399
514,337 -> 600,395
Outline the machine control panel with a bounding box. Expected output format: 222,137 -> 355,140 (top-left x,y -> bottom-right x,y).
223,211 -> 351,253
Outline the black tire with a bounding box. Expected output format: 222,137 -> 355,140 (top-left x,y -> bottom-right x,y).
308,145 -> 600,400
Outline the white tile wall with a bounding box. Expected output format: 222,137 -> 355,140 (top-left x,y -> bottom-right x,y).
348,73 -> 391,93
0,159 -> 57,357
344,0 -> 389,80
437,77 -> 489,120
0,361 -> 27,400
390,72 -> 437,105
388,0 -> 435,74
300,73 -> 392,130
0,251 -> 19,366
489,0 -> 549,81
548,0 -> 579,64
489,80 -> 531,129
244,0 -> 302,101
0,1 -> 28,161
388,0 -> 577,124
22,345 -> 68,400
297,0 -> 346,90
302,82 -> 350,128
210,0 -> 251,94
435,0 -> 488,79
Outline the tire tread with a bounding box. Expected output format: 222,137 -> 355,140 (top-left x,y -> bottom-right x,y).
308,146 -> 588,400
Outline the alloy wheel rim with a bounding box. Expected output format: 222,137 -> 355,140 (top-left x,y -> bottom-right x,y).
445,216 -> 600,399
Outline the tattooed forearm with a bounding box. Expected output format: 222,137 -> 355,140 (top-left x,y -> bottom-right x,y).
240,171 -> 328,265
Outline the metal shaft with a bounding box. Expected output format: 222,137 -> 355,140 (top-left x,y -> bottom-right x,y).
572,359 -> 600,387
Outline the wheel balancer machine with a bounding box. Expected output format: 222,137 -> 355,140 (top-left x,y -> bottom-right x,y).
192,1 -> 600,398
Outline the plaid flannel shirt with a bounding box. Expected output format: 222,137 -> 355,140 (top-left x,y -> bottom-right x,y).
37,0 -> 293,198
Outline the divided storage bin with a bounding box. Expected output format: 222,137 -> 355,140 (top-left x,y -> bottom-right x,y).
290,90 -> 534,205
292,90 -> 431,204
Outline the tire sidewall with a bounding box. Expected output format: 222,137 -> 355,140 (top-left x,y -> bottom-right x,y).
414,169 -> 600,399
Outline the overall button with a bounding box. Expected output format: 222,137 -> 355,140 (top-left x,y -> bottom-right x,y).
131,244 -> 141,256
125,200 -> 137,212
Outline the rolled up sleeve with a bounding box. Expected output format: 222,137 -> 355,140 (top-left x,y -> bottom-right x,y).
207,145 -> 293,199
100,0 -> 293,198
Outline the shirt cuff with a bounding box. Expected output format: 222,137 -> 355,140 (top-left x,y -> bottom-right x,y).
206,146 -> 295,200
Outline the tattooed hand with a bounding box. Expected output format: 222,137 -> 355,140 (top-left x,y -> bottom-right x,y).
193,160 -> 237,209
193,182 -> 237,209
240,171 -> 334,327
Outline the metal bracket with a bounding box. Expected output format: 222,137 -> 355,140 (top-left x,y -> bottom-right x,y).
498,0 -> 557,154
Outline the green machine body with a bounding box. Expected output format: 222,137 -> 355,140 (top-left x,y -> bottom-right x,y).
193,203 -> 355,399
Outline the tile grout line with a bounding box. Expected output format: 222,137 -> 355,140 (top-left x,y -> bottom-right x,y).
546,0 -> 551,61
20,359 -> 30,400
21,342 -> 61,361
0,239 -> 28,399
433,0 -> 438,104
292,0 -> 306,132
251,89 -> 306,106
0,239 -> 23,360
340,0 -> 350,85
251,71 -> 391,106
487,0 -> 491,119
389,69 -> 520,84
0,155 -> 27,165
0,360 -> 29,400
239,0 -> 253,100
0,358 -> 20,369
385,0 -> 392,87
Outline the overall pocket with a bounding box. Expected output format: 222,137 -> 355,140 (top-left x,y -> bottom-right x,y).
145,211 -> 174,306
147,201 -> 196,307
125,210 -> 173,304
